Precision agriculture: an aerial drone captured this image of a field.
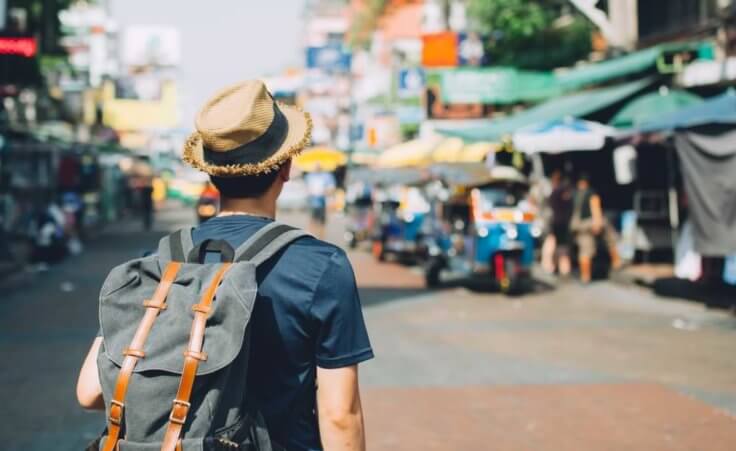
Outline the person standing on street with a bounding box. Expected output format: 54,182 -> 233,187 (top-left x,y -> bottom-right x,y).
305,164 -> 336,239
541,170 -> 573,277
571,173 -> 621,283
77,81 -> 372,451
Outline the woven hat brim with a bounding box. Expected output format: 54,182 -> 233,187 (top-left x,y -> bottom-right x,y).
183,103 -> 313,177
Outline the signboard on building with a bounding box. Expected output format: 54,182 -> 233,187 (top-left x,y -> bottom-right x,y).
0,34 -> 40,86
122,26 -> 181,68
421,32 -> 458,68
0,36 -> 36,57
396,105 -> 426,125
458,32 -> 486,66
306,44 -> 351,73
397,68 -> 425,99
439,68 -> 558,104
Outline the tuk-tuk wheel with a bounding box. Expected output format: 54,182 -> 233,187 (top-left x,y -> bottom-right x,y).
345,232 -> 358,249
425,259 -> 444,288
372,240 -> 386,261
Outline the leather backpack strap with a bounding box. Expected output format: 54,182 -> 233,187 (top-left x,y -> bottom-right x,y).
102,262 -> 182,451
160,263 -> 233,451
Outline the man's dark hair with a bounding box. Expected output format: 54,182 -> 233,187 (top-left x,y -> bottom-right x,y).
210,168 -> 282,199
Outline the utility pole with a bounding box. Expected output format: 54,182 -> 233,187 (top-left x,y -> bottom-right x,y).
568,0 -> 636,50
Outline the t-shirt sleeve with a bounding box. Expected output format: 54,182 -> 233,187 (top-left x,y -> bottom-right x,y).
310,249 -> 374,369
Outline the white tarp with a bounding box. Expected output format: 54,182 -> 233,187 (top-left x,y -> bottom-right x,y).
512,117 -> 616,154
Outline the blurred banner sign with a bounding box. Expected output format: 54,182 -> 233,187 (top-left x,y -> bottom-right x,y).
439,68 -> 558,104
458,33 -> 486,66
422,32 -> 458,67
0,36 -> 36,57
396,105 -> 426,125
122,26 -> 181,67
397,68 -> 425,99
0,0 -> 6,29
306,44 -> 351,73
0,34 -> 40,85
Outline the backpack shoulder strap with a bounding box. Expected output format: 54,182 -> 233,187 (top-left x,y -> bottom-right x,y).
157,227 -> 194,261
234,221 -> 310,266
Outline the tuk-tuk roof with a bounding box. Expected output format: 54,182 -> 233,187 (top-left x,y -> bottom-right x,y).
429,163 -> 494,188
347,166 -> 429,187
486,166 -> 528,185
429,163 -> 529,190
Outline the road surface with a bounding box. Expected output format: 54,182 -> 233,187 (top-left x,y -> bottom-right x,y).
1,205 -> 734,450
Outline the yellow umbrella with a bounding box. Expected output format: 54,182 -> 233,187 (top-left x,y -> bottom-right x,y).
459,141 -> 497,163
294,147 -> 347,172
377,136 -> 443,168
432,137 -> 464,163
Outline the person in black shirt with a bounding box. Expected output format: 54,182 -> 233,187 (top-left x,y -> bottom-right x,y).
546,170 -> 574,276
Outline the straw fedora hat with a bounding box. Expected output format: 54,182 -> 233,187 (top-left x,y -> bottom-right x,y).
183,80 -> 312,177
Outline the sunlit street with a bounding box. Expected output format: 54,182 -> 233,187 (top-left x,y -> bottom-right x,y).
2,0 -> 736,450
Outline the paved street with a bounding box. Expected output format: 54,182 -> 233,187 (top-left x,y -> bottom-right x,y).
1,204 -> 735,450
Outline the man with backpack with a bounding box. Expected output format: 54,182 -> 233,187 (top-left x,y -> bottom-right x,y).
76,80 -> 373,451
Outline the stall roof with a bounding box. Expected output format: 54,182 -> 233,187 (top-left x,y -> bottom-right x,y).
294,147 -> 347,172
459,142 -> 497,163
377,135 -> 443,168
638,89 -> 736,132
347,166 -> 428,187
439,78 -> 653,142
610,89 -> 704,128
556,42 -> 700,90
430,162 -> 493,187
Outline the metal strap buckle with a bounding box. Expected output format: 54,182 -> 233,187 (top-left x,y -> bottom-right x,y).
109,399 -> 125,425
169,399 -> 191,425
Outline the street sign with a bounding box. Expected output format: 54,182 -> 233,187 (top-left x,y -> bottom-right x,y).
397,68 -> 425,99
306,45 -> 351,73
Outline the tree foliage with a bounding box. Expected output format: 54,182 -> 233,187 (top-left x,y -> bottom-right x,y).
468,0 -> 593,70
349,0 -> 389,49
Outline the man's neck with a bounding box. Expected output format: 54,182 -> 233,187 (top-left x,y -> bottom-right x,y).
219,197 -> 276,219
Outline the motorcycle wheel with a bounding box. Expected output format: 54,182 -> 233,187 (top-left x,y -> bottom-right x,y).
372,240 -> 386,262
424,258 -> 443,288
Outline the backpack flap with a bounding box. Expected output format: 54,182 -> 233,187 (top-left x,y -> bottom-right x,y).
99,256 -> 258,375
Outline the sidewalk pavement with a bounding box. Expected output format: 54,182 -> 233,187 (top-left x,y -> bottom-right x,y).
0,207 -> 195,451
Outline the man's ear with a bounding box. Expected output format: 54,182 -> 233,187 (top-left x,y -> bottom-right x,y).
279,160 -> 292,182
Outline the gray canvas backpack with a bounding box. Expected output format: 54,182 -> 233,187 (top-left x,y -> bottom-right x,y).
95,222 -> 308,451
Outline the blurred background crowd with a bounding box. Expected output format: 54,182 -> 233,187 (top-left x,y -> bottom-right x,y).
1,0 -> 736,305
3,2 -> 736,449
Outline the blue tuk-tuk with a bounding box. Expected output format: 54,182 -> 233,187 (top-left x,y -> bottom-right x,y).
370,168 -> 432,263
423,164 -> 538,294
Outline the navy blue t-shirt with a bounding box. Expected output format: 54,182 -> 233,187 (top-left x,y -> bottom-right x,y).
192,216 -> 373,451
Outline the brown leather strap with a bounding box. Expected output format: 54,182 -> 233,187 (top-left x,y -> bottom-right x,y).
161,263 -> 232,451
102,262 -> 182,451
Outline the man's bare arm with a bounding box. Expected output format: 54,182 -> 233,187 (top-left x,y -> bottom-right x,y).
316,365 -> 366,451
77,337 -> 105,410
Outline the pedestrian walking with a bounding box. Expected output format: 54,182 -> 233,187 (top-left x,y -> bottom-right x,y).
133,157 -> 155,230
570,173 -> 621,283
76,80 -> 372,451
305,163 -> 336,239
541,170 -> 573,276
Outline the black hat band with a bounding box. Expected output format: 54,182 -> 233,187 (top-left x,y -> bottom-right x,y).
203,103 -> 289,166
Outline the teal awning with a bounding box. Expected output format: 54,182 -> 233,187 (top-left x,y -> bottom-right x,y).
556,42 -> 703,91
638,89 -> 736,132
432,43 -> 703,106
439,78 -> 653,142
610,89 -> 703,128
